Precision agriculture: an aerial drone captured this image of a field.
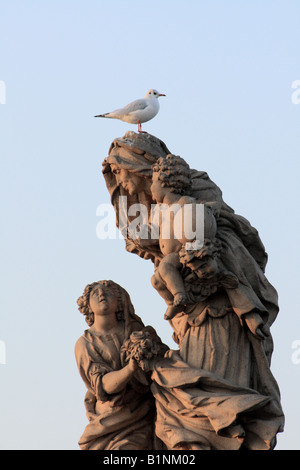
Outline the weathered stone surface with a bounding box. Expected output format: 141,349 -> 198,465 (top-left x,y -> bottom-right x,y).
75,280 -> 167,450
75,132 -> 284,450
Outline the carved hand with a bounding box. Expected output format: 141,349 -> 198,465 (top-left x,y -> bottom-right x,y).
102,361 -> 137,395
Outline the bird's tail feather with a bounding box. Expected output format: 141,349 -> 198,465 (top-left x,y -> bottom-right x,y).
94,113 -> 111,118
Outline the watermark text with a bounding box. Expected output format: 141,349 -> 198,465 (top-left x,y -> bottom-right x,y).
0,340 -> 6,364
0,80 -> 6,104
291,80 -> 300,105
96,197 -> 205,249
291,340 -> 300,365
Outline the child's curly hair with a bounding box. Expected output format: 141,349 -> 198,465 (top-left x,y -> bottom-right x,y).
152,154 -> 191,195
179,238 -> 222,267
77,280 -> 124,326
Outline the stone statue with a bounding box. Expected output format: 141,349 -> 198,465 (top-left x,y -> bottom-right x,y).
99,132 -> 284,450
75,279 -> 167,450
150,154 -> 226,320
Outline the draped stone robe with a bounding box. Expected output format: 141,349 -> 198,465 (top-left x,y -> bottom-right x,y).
75,323 -> 155,450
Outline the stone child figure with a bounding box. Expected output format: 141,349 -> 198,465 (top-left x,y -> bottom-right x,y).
149,154 -> 218,319
74,280 -> 166,450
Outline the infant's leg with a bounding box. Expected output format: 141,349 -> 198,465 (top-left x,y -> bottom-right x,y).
158,253 -> 186,303
151,270 -> 174,304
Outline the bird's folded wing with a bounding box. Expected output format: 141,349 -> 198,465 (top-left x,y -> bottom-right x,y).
121,99 -> 149,115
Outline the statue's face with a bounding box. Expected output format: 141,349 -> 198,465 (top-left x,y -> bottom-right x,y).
89,284 -> 118,318
191,257 -> 219,280
110,164 -> 145,196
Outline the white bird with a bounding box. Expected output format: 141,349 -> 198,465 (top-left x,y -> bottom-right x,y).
94,89 -> 166,133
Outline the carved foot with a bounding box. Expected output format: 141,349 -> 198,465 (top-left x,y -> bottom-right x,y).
164,304 -> 184,320
173,292 -> 187,307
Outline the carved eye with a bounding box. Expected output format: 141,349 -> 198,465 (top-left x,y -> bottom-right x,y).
112,168 -> 120,175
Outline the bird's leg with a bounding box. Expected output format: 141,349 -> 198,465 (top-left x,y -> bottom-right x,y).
137,121 -> 147,134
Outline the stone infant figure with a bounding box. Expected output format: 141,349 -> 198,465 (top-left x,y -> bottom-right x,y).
148,154 -> 218,319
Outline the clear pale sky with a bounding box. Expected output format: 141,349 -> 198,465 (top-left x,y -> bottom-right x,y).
1,0 -> 300,450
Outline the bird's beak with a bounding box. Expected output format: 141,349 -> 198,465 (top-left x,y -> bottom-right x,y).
158,94 -> 166,97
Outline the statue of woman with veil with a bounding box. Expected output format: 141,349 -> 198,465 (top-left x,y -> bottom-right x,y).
101,131 -> 284,450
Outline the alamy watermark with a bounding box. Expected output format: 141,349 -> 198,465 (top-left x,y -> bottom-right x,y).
0,80 -> 6,104
96,196 -> 205,249
291,340 -> 300,365
0,340 -> 6,364
291,80 -> 300,105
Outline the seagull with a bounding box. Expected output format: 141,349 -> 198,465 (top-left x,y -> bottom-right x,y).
94,89 -> 166,133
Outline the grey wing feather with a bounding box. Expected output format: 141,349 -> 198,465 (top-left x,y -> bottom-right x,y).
121,99 -> 149,114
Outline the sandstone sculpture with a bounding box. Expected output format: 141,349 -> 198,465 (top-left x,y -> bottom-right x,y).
75,279 -> 167,450
76,131 -> 284,451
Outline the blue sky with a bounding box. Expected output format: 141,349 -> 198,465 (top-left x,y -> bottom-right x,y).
0,0 -> 300,449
